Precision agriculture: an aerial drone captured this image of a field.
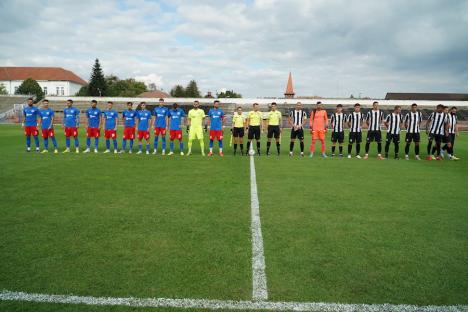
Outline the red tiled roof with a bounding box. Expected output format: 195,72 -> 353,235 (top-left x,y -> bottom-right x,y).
0,67 -> 87,85
138,90 -> 170,98
285,72 -> 294,96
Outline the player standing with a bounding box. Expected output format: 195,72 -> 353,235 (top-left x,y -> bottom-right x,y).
167,103 -> 186,156
288,102 -> 307,157
120,102 -> 137,153
442,106 -> 460,160
136,102 -> 152,154
231,106 -> 246,155
364,101 -> 384,160
22,97 -> 40,152
102,101 -> 119,154
187,100 -> 206,156
62,99 -> 80,153
330,104 -> 345,157
38,99 -> 58,153
152,98 -> 169,155
309,102 -> 328,158
246,103 -> 262,155
346,103 -> 363,158
84,100 -> 102,153
266,102 -> 282,156
403,103 -> 423,160
425,104 -> 449,160
384,106 -> 403,159
207,100 -> 225,157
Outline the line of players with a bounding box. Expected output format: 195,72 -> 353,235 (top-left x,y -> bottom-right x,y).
22,98 -> 460,160
22,98 -> 222,156
315,101 -> 460,160
233,101 -> 459,160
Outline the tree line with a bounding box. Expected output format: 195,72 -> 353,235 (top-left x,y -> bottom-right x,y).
2,58 -> 241,100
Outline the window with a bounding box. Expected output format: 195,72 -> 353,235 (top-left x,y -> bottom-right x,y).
14,86 -> 18,93
56,87 -> 60,95
60,87 -> 64,95
43,87 -> 48,95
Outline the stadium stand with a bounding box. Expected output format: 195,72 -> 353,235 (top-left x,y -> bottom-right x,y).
0,95 -> 30,113
0,95 -> 30,123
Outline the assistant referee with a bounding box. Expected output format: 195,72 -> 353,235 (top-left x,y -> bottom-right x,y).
266,102 -> 282,156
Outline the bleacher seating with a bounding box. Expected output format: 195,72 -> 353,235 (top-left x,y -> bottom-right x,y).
0,95 -> 29,114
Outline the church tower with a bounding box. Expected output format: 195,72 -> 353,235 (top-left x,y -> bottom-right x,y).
284,72 -> 295,98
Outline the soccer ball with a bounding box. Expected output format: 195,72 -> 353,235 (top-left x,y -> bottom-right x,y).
248,149 -> 255,156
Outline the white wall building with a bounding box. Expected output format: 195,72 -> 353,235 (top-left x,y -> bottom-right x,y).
0,67 -> 87,96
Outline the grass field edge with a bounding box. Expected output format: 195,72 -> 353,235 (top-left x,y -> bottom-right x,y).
1,290 -> 467,312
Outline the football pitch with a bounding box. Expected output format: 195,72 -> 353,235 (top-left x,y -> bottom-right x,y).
0,124 -> 467,311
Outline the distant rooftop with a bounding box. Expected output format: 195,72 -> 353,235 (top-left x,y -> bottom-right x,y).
138,90 -> 170,98
385,93 -> 468,101
0,67 -> 87,85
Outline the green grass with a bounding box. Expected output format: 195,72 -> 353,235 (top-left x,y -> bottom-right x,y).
0,124 -> 467,311
255,133 -> 468,305
0,125 -> 251,310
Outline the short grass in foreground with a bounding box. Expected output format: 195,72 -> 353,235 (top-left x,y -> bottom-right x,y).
256,132 -> 468,305
1,124 -> 468,311
0,125 -> 251,311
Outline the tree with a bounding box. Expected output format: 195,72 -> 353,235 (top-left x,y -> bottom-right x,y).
107,78 -> 147,97
105,75 -> 119,90
76,85 -> 89,96
170,85 -> 186,97
15,78 -> 44,100
350,94 -> 355,99
0,84 -> 8,95
104,75 -> 119,96
217,90 -> 242,98
88,59 -> 107,96
147,83 -> 158,91
204,91 -> 214,98
185,80 -> 201,98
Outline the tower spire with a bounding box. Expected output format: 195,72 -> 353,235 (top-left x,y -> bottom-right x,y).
284,72 -> 295,98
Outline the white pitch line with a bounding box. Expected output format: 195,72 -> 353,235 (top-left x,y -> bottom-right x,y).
250,155 -> 268,301
1,290 -> 468,312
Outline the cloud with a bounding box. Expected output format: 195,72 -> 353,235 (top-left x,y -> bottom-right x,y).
0,0 -> 467,98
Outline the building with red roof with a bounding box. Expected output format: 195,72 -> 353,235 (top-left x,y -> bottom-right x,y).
0,67 -> 87,96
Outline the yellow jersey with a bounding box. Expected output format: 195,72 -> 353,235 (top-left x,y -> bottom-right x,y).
267,111 -> 282,126
188,109 -> 206,129
232,114 -> 245,128
248,111 -> 262,126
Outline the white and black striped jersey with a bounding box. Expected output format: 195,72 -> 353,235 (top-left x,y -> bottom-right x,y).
385,113 -> 402,135
346,112 -> 363,132
365,110 -> 384,131
289,109 -> 307,127
447,113 -> 458,134
428,112 -> 448,135
403,111 -> 423,134
330,112 -> 345,132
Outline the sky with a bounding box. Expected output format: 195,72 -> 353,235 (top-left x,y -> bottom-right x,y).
0,0 -> 467,98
